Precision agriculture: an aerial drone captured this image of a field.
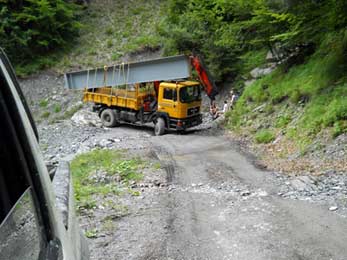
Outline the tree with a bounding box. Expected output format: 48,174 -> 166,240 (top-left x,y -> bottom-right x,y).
0,0 -> 81,65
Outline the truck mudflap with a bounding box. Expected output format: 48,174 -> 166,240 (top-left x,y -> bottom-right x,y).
169,114 -> 203,130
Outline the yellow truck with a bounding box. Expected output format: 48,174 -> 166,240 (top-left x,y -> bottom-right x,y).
65,55 -> 218,135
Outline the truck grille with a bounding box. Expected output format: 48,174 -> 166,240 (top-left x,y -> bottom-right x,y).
187,106 -> 200,116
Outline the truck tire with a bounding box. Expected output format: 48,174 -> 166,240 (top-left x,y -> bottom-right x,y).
154,117 -> 165,136
100,109 -> 118,127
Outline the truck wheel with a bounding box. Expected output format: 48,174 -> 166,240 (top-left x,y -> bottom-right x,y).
100,109 -> 118,127
154,117 -> 165,136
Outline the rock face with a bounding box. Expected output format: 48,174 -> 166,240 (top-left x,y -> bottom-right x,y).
250,66 -> 276,79
71,109 -> 102,127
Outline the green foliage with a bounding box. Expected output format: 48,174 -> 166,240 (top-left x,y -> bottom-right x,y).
162,0 -> 347,81
255,129 -> 275,144
0,0 -> 81,71
53,104 -> 61,113
106,39 -> 113,48
239,49 -> 268,76
39,99 -> 48,108
41,111 -> 50,118
333,121 -> 347,138
70,149 -> 144,210
85,228 -> 98,239
275,115 -> 291,128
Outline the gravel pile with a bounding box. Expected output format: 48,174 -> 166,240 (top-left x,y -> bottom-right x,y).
272,172 -> 347,216
38,121 -> 106,162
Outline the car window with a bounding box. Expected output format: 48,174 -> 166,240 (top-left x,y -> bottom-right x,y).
0,54 -> 49,260
0,187 -> 46,260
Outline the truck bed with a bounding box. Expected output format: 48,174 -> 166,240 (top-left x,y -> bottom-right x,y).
83,87 -> 155,111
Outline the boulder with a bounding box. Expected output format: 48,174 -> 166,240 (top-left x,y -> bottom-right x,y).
250,66 -> 275,79
290,176 -> 317,191
71,109 -> 102,127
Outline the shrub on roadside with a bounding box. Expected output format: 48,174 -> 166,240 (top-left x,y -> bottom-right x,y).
255,129 -> 275,144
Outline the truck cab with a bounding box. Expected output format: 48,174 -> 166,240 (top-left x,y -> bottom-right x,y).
157,81 -> 202,132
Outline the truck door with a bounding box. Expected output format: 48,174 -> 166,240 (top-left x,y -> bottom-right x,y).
158,86 -> 179,118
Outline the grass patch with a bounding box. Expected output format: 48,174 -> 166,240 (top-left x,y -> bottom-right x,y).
70,149 -> 144,211
153,162 -> 161,170
41,111 -> 50,119
255,129 -> 275,144
85,228 -> 98,239
275,115 -> 292,128
53,104 -> 62,113
333,121 -> 347,137
15,53 -> 63,77
39,99 -> 49,108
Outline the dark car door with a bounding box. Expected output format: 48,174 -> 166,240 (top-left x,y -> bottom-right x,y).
0,49 -> 88,260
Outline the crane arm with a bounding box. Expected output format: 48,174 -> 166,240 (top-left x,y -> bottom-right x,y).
190,55 -> 218,101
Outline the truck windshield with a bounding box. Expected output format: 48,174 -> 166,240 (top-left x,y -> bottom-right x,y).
179,85 -> 201,103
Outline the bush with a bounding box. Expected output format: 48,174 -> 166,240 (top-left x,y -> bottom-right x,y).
255,129 -> 275,144
39,99 -> 49,108
333,121 -> 347,138
0,0 -> 81,68
275,115 -> 291,128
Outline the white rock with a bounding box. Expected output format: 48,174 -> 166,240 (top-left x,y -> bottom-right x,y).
71,109 -> 102,127
250,66 -> 275,79
257,190 -> 268,197
245,79 -> 256,87
329,206 -> 338,211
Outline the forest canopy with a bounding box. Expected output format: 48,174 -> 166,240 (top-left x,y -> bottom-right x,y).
159,0 -> 347,81
0,0 -> 81,69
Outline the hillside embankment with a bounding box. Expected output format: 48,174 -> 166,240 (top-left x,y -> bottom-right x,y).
226,34 -> 347,177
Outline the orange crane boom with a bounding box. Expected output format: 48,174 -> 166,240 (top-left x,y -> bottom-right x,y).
190,55 -> 219,102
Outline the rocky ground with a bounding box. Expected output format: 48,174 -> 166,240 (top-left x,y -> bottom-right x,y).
226,132 -> 347,218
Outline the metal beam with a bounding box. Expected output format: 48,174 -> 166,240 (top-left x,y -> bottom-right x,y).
64,55 -> 191,90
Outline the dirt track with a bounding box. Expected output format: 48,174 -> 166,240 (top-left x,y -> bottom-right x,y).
71,125 -> 347,260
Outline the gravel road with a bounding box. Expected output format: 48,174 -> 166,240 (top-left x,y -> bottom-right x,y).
37,116 -> 347,260
146,133 -> 347,260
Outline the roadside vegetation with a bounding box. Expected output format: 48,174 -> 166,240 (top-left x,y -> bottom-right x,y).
70,149 -> 145,212
229,32 -> 347,151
